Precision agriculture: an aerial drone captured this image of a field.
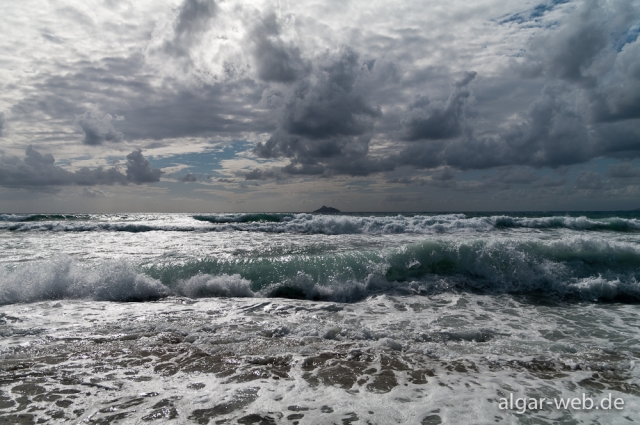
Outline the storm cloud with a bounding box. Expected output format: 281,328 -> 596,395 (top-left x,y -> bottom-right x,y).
250,14 -> 308,83
180,173 -> 197,182
162,0 -> 219,59
575,171 -> 605,190
125,150 -> 163,184
0,147 -> 162,188
75,111 -> 124,145
608,162 -> 640,179
2,0 -> 640,210
255,47 -> 394,176
519,0 -> 608,83
401,71 -> 476,141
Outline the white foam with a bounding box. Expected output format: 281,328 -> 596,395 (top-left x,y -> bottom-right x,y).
568,275 -> 640,301
0,256 -> 170,304
0,214 -> 30,222
176,274 -> 255,298
2,294 -> 638,423
3,213 -> 640,235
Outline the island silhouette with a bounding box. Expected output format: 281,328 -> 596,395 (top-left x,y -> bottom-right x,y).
312,206 -> 341,213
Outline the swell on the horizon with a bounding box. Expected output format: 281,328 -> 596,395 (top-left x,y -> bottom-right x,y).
0,214 -> 91,222
193,213 -> 293,224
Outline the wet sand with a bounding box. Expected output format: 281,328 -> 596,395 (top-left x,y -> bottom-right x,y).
1,296 -> 639,424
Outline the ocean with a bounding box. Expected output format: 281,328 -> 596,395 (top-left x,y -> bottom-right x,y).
0,212 -> 638,424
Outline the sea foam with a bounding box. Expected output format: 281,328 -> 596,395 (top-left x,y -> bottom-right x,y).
0,256 -> 170,304
3,213 -> 640,234
2,232 -> 639,305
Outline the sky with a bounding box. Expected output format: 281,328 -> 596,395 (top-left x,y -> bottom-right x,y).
1,0 -> 640,212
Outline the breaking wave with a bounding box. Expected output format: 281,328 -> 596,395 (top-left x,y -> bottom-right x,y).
1,213 -> 639,234
0,257 -> 170,304
2,235 -> 639,305
492,215 -> 640,231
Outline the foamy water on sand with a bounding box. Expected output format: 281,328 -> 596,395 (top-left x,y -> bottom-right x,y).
1,212 -> 639,424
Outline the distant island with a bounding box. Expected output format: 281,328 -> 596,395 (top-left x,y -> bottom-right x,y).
312,206 -> 341,213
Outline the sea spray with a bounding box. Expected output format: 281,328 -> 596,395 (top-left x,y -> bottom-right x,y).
2,233 -> 639,304
3,212 -> 640,233
2,211 -> 639,424
0,256 -> 169,304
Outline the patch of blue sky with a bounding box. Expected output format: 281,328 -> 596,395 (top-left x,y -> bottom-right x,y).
614,20 -> 640,52
146,141 -> 254,176
498,0 -> 570,25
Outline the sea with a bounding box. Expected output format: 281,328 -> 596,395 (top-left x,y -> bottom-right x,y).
0,211 -> 639,424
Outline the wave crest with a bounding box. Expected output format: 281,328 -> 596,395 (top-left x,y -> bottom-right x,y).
0,257 -> 170,304
176,274 -> 255,298
2,235 -> 639,305
2,213 -> 640,234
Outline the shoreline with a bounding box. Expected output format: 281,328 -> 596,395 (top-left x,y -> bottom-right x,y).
1,296 -> 638,423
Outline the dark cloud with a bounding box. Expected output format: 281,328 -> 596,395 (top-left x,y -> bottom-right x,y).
125,150 -> 163,184
386,174 -> 457,188
162,0 -> 218,58
180,173 -> 197,182
75,111 -> 124,145
280,49 -> 380,139
592,39 -> 640,123
11,55 -> 268,142
431,166 -> 456,181
516,0 -> 609,83
122,80 -> 268,140
73,166 -> 128,186
401,72 -> 476,141
320,2 -> 640,176
248,7 -> 640,178
244,168 -> 282,181
608,162 -> 640,178
396,81 -> 593,170
500,84 -> 592,167
467,167 -> 546,192
387,176 -> 424,185
575,171 -> 604,190
481,1 -> 640,171
0,146 -> 122,188
514,0 -> 640,127
0,147 -> 162,188
0,112 -> 5,137
255,48 -> 393,176
250,14 -> 308,83
532,175 -> 567,187
394,139 -> 445,170
5,0 -> 640,211
491,167 -> 539,185
384,194 -> 421,204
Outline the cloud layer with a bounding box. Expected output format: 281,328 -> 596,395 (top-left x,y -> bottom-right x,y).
1,0 -> 640,210
0,147 -> 162,188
